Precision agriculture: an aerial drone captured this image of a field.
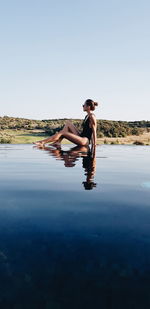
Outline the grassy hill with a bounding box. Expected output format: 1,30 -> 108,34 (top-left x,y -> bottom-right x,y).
0,116 -> 150,145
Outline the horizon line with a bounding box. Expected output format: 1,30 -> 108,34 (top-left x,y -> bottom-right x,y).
0,115 -> 149,122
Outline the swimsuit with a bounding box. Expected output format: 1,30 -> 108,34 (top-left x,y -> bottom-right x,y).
80,115 -> 93,142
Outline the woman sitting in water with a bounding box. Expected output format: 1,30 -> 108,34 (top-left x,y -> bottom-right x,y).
34,99 -> 98,148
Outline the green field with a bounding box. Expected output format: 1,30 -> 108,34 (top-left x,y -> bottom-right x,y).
0,129 -> 72,144
0,129 -> 150,145
0,129 -> 47,144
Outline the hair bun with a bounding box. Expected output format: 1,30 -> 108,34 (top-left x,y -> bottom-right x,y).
85,99 -> 98,111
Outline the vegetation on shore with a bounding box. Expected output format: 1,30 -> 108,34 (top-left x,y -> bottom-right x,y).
0,116 -> 150,145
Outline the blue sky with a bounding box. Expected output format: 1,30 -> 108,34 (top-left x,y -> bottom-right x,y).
0,0 -> 149,120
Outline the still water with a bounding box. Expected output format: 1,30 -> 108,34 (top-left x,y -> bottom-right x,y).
0,144 -> 150,309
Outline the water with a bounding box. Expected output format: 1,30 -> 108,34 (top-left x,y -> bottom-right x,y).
0,144 -> 150,309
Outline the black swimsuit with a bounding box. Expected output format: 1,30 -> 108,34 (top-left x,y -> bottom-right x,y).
80,115 -> 93,142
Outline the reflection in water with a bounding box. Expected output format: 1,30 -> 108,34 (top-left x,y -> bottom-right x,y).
82,154 -> 97,190
39,145 -> 97,190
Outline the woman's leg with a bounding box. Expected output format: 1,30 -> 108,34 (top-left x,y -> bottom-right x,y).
50,121 -> 80,146
35,127 -> 88,147
34,132 -> 60,145
53,120 -> 80,147
34,120 -> 80,146
65,120 -> 80,135
60,131 -> 89,146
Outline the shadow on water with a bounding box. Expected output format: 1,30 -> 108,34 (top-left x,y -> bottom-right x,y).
40,144 -> 97,190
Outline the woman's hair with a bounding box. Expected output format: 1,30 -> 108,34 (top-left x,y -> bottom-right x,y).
85,99 -> 98,111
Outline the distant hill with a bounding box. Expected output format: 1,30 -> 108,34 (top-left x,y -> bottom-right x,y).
0,116 -> 150,138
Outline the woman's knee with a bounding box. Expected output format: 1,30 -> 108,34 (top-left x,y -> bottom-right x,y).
66,120 -> 72,125
64,120 -> 71,129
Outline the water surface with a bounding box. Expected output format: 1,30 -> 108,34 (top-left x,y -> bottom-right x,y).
0,144 -> 150,309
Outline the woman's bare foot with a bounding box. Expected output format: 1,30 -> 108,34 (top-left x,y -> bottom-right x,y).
33,130 -> 64,147
33,141 -> 45,147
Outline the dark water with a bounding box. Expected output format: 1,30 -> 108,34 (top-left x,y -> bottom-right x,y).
0,144 -> 150,309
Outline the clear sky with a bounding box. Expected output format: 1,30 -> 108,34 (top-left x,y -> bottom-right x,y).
0,0 -> 150,121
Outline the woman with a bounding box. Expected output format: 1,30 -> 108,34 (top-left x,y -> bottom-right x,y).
34,99 -> 98,148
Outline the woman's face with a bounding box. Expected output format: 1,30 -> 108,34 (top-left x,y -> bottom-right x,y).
82,102 -> 88,111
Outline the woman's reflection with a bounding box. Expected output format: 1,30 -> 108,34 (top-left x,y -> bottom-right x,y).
37,144 -> 97,190
82,150 -> 97,190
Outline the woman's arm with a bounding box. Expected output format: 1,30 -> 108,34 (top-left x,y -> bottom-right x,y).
89,114 -> 97,147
